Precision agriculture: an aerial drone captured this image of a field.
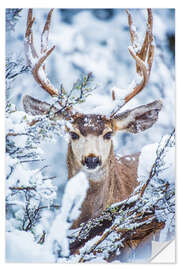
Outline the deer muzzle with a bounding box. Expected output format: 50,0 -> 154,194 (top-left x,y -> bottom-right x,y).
83,155 -> 101,170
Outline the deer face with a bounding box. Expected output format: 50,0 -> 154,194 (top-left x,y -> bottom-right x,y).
23,95 -> 162,173
67,99 -> 162,173
68,115 -> 114,172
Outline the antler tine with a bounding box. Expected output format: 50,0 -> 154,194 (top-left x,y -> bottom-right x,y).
136,9 -> 154,76
41,9 -> 54,55
32,45 -> 57,96
110,9 -> 154,118
25,9 -> 38,62
24,9 -> 59,97
125,9 -> 154,100
25,8 -> 33,38
125,48 -> 148,103
147,9 -> 154,75
126,9 -> 139,51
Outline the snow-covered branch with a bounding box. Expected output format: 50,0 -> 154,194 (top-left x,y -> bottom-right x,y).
6,9 -> 23,32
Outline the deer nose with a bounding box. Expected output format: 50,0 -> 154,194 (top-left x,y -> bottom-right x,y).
84,156 -> 101,169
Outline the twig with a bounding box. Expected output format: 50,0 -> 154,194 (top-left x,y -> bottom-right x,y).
9,186 -> 36,191
20,159 -> 45,163
139,128 -> 175,198
42,176 -> 57,181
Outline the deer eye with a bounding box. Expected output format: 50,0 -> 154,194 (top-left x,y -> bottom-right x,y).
103,132 -> 113,140
70,132 -> 80,140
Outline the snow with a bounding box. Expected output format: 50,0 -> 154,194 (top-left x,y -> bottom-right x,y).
137,142 -> 158,183
159,212 -> 174,242
6,230 -> 54,263
138,135 -> 175,185
47,171 -> 89,257
158,146 -> 175,184
41,28 -> 49,52
9,163 -> 31,186
24,38 -> 37,67
36,178 -> 57,200
6,154 -> 17,174
59,171 -> 89,222
10,134 -> 27,148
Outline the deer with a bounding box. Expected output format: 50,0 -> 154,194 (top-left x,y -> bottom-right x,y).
23,9 -> 162,230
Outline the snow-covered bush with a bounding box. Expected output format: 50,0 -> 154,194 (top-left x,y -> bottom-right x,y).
6,104 -> 58,254
6,9 -> 23,32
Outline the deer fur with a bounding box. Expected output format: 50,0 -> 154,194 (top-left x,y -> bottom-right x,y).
68,141 -> 139,228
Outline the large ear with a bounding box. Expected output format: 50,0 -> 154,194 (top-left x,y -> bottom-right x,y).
112,100 -> 162,134
23,95 -> 57,116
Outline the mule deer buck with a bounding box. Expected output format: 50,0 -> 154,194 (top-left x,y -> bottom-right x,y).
23,9 -> 162,229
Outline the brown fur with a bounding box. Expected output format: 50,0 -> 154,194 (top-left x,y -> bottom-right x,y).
72,114 -> 113,136
67,142 -> 139,229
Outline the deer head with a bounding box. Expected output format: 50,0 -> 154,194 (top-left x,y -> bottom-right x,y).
23,9 -> 162,176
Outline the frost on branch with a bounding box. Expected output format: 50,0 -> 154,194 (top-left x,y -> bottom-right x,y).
55,72 -> 96,116
6,57 -> 29,99
6,9 -> 23,32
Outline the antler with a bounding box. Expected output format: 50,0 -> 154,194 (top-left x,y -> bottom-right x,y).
110,9 -> 154,117
24,9 -> 85,120
24,9 -> 59,98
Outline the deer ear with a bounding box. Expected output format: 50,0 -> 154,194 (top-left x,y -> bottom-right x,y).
22,94 -> 62,118
113,100 -> 162,134
23,95 -> 68,120
23,95 -> 52,116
